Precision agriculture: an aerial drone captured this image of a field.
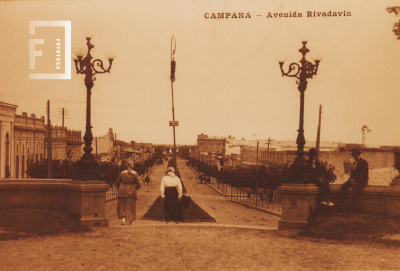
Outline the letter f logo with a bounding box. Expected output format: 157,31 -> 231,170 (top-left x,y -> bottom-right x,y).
28,21 -> 71,79
29,39 -> 44,69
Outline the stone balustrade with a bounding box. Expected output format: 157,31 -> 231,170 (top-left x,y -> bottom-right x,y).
0,179 -> 109,226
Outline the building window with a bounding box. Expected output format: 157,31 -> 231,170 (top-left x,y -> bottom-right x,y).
5,133 -> 10,178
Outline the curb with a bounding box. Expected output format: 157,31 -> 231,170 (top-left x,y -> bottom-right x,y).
110,223 -> 278,231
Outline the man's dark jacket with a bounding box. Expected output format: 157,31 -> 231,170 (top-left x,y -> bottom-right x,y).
350,157 -> 369,186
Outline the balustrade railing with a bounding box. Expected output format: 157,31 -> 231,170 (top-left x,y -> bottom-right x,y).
205,176 -> 282,214
106,183 -> 118,199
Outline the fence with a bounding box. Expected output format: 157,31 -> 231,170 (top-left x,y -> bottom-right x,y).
204,175 -> 282,214
106,183 -> 118,199
260,151 -> 297,166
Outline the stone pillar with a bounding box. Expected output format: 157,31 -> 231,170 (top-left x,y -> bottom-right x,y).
386,181 -> 400,217
68,180 -> 109,227
278,183 -> 319,230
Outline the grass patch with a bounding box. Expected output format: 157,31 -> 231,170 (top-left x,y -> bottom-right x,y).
0,208 -> 92,241
297,209 -> 400,245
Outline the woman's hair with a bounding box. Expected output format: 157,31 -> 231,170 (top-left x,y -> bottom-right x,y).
166,167 -> 175,173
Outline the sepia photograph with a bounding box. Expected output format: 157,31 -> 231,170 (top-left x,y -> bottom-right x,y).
1,0 -> 400,270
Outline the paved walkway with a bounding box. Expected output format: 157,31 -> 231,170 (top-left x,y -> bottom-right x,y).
106,158 -> 281,229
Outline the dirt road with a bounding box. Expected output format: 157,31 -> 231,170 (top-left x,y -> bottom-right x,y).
2,158 -> 400,270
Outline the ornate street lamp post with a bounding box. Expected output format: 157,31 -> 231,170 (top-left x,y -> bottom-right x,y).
275,41 -> 323,183
73,37 -> 116,180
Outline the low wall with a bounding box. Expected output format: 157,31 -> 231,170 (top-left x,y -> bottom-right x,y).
319,151 -> 394,175
326,180 -> 400,216
0,179 -> 109,226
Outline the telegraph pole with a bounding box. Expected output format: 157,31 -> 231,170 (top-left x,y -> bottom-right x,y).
256,140 -> 259,207
267,137 -> 274,160
47,100 -> 52,179
58,108 -> 69,127
114,133 -> 118,164
256,140 -> 259,166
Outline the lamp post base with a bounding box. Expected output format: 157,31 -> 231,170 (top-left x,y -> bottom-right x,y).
76,160 -> 104,181
278,183 -> 319,230
69,180 -> 109,227
287,163 -> 313,184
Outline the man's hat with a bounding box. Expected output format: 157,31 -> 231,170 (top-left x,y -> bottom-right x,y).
308,148 -> 317,156
350,149 -> 361,156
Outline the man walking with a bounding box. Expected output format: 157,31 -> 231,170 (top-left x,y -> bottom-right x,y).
340,149 -> 369,214
116,164 -> 141,225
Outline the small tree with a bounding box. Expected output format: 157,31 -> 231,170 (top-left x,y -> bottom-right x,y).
387,7 -> 400,39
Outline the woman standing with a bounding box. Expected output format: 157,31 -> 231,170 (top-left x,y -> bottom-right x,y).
160,167 -> 183,224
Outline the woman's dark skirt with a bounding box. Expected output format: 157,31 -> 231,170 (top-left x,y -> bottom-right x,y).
164,187 -> 180,222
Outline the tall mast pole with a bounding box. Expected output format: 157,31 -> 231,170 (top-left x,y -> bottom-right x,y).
316,104 -> 322,160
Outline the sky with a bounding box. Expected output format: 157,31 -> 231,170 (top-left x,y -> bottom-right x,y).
1,0 -> 400,147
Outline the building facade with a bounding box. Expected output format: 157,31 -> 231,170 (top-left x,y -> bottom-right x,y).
0,102 -> 17,178
45,125 -> 82,161
197,133 -> 229,155
14,112 -> 46,178
84,128 -> 114,161
0,100 -> 85,179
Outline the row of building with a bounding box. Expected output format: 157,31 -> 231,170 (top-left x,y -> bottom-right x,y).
195,133 -> 339,156
193,134 -> 400,172
0,101 -> 155,179
0,102 -> 82,179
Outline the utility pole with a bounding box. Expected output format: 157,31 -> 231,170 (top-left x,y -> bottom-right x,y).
256,140 -> 259,166
267,137 -> 274,160
47,100 -> 52,179
316,105 -> 322,161
256,140 -> 259,207
58,108 -> 69,128
114,133 -> 118,165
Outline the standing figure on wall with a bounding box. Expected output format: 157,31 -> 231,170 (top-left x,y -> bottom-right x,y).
340,149 -> 369,215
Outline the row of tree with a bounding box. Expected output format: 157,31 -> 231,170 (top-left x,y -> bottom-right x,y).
184,155 -> 336,193
185,156 -> 289,192
27,150 -> 163,184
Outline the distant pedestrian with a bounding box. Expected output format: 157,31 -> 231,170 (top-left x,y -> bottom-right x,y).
145,175 -> 151,186
160,167 -> 182,224
115,165 -> 141,225
268,190 -> 273,204
340,149 -> 369,214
